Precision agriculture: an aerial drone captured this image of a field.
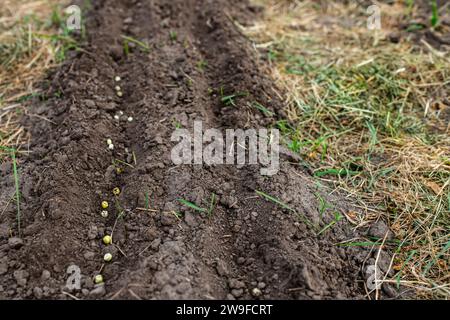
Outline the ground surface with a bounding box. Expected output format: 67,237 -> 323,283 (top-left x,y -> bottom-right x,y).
1,0 -> 442,300
0,0 -> 375,299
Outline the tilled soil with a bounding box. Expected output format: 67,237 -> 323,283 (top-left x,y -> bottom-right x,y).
0,0 -> 389,299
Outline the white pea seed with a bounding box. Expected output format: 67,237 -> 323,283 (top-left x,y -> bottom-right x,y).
118,111 -> 124,116
101,210 -> 108,218
108,143 -> 114,150
94,274 -> 104,284
251,288 -> 262,297
115,85 -> 121,91
115,76 -> 121,82
104,253 -> 113,262
106,139 -> 112,145
127,116 -> 133,122
116,91 -> 123,97
114,115 -> 120,120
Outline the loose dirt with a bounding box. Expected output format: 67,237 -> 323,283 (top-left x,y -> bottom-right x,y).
0,0 -> 399,299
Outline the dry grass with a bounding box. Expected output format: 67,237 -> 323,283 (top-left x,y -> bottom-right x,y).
244,0 -> 449,299
0,0 -> 74,152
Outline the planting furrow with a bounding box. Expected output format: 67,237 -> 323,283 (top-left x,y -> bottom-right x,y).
0,0 -> 370,300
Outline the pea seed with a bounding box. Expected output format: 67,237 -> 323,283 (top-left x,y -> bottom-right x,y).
94,274 -> 104,284
104,253 -> 113,262
103,235 -> 112,245
113,187 -> 120,196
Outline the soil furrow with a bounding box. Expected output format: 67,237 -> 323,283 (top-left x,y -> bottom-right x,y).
0,0 -> 373,299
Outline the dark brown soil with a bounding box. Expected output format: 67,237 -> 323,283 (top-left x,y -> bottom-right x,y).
0,0 -> 400,299
388,0 -> 450,49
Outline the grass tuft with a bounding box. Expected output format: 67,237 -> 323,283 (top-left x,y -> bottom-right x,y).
1,0 -> 78,151
246,0 -> 450,298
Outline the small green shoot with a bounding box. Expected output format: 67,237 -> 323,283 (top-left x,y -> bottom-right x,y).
123,40 -> 129,56
132,150 -> 137,165
317,212 -> 343,236
366,121 -> 379,153
197,60 -> 208,71
288,138 -> 301,153
430,0 -> 439,27
255,190 -> 315,230
121,35 -> 150,53
406,23 -> 425,32
169,30 -> 177,42
252,101 -> 274,116
208,193 -> 216,217
315,192 -> 332,217
173,119 -> 182,129
145,192 -> 150,210
220,87 -> 248,106
172,211 -> 183,219
113,158 -> 134,169
177,192 -> 217,218
177,198 -> 207,213
267,49 -> 277,63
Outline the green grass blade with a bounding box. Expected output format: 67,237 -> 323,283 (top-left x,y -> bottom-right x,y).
255,190 -> 316,230
256,190 -> 294,212
314,168 -> 359,177
430,0 -> 439,27
317,212 -> 343,236
208,193 -> 216,217
145,192 -> 150,210
177,198 -> 207,213
11,151 -> 21,237
121,35 -> 150,52
253,101 -> 274,116
396,249 -> 417,289
423,240 -> 450,275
